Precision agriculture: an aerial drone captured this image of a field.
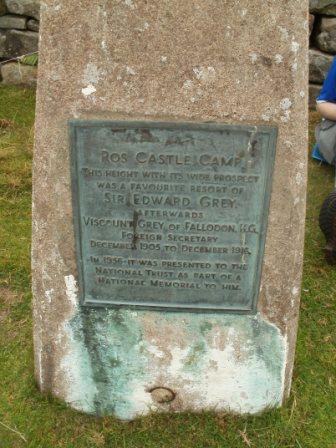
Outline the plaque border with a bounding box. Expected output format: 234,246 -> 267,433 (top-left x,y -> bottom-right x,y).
69,120 -> 277,313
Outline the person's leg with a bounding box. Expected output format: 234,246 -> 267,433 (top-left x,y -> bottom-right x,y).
317,101 -> 336,120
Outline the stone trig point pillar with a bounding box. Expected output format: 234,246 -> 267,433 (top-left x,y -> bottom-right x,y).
33,1 -> 308,419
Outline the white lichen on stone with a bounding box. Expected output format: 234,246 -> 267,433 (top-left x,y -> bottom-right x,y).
183,79 -> 193,89
81,84 -> 97,96
125,66 -> 136,75
64,275 -> 78,308
249,52 -> 258,63
279,98 -> 292,123
277,26 -> 289,41
295,172 -> 303,186
124,0 -> 135,9
136,21 -> 150,32
190,88 -> 203,103
291,286 -> 300,308
83,63 -> 102,85
45,289 -> 54,303
281,111 -> 290,123
291,286 -> 300,296
291,40 -> 300,54
145,344 -> 165,359
280,98 -> 292,110
261,107 -> 275,122
42,2 -> 61,13
192,66 -> 216,82
274,54 -> 283,64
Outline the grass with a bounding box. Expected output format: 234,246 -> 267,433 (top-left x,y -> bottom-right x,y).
0,85 -> 335,447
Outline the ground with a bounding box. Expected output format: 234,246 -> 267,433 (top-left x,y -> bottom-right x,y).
0,86 -> 335,448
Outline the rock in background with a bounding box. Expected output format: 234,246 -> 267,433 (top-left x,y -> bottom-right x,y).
0,0 -> 334,105
5,0 -> 40,20
0,0 -> 39,86
309,48 -> 334,84
1,60 -> 36,85
0,0 -> 6,16
310,0 -> 336,15
310,1 -> 336,108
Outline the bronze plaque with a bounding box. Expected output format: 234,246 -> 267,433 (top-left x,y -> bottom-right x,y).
70,121 -> 277,312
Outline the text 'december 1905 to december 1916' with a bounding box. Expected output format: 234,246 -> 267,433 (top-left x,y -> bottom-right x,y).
70,121 -> 277,312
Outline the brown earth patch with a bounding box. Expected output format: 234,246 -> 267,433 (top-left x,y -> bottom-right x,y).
0,287 -> 23,322
0,118 -> 14,129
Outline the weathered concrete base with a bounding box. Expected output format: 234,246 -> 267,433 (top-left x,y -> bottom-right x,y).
34,276 -> 286,420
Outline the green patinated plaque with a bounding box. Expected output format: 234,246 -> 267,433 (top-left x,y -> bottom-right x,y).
70,121 -> 277,312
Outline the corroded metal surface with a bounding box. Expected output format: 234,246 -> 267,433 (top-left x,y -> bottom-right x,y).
70,121 -> 277,312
